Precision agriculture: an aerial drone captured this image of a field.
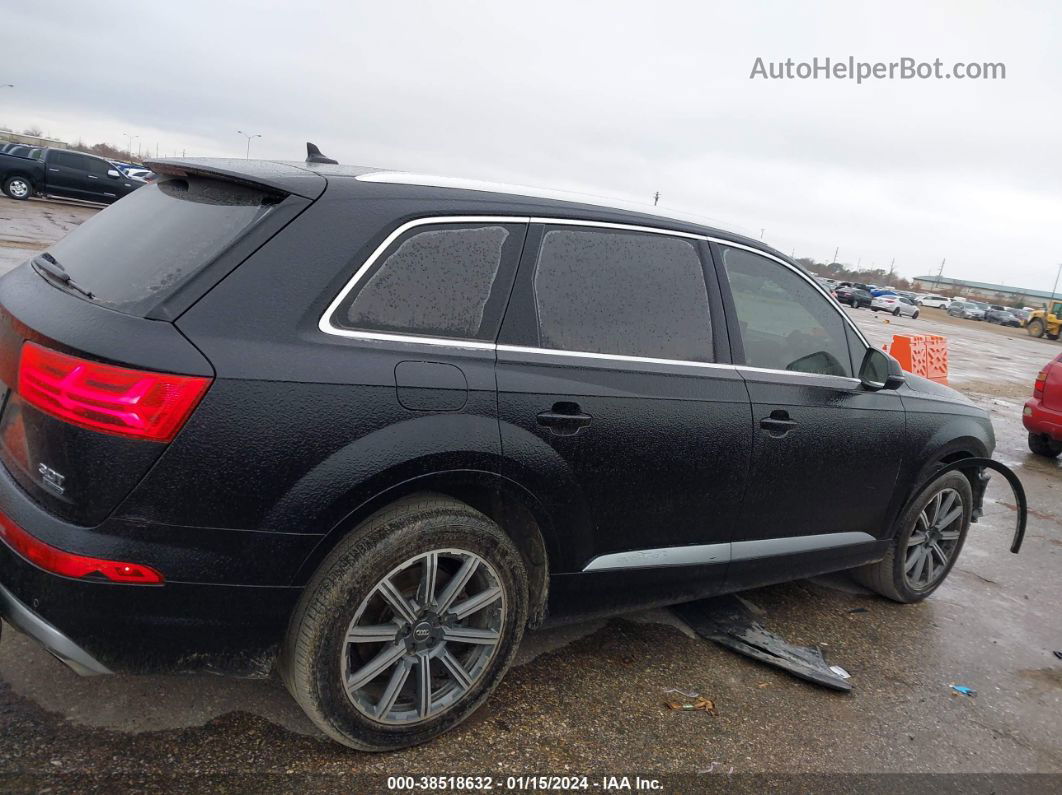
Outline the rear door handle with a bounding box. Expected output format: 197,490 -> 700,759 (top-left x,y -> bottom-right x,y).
760,410 -> 798,437
537,402 -> 592,436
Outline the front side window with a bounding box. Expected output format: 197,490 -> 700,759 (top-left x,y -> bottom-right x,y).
530,227 -> 713,362
334,223 -> 523,341
721,246 -> 855,377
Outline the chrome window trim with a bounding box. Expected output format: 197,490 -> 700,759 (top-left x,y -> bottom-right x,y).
318,215 -> 532,342
318,215 -> 870,386
496,344 -> 736,372
582,531 -> 876,572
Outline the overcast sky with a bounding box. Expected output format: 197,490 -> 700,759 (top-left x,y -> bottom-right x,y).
4,0 -> 1060,288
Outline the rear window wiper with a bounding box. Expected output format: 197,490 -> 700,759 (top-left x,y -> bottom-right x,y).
32,253 -> 95,300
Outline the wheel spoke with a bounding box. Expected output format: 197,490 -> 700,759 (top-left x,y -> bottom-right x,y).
939,490 -> 957,518
346,624 -> 400,644
436,556 -> 479,613
940,529 -> 961,542
449,586 -> 502,620
419,552 -> 439,608
346,642 -> 407,693
443,626 -> 500,645
906,546 -> 925,573
930,541 -> 948,565
416,655 -> 432,717
378,577 -> 417,624
907,532 -> 927,548
375,658 -> 413,718
935,506 -> 963,531
440,648 -> 473,690
928,492 -> 943,524
913,547 -> 929,583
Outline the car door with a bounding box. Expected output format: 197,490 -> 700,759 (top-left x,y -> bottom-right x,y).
82,156 -> 122,201
45,151 -> 93,199
496,221 -> 753,617
714,243 -> 906,590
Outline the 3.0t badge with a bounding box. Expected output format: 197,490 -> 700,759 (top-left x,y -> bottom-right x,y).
38,462 -> 66,495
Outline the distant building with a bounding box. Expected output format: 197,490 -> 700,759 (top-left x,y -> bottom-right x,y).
911,275 -> 1057,306
0,131 -> 68,149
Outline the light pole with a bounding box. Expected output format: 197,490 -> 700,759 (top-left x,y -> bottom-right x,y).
122,133 -> 139,158
237,130 -> 261,158
1051,263 -> 1062,302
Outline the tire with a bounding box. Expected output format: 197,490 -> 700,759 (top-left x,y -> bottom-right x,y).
2,175 -> 32,200
912,311 -> 919,320
1028,432 -> 1062,458
852,471 -> 972,603
1028,318 -> 1045,338
280,495 -> 527,751
892,308 -> 901,317
1048,332 -> 1060,341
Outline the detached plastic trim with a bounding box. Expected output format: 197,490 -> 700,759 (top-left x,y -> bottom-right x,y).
929,458 -> 1027,553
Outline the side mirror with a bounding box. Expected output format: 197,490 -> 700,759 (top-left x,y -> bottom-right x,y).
107,169 -> 121,178
860,348 -> 905,391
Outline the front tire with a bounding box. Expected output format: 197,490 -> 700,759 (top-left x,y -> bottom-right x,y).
1028,318 -> 1046,338
892,308 -> 901,317
2,175 -> 32,200
1028,432 -> 1062,458
912,311 -> 919,319
852,472 -> 972,603
281,495 -> 528,751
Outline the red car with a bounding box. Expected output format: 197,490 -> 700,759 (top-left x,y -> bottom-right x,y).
1023,353 -> 1062,457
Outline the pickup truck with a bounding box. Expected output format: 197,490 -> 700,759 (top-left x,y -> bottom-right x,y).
0,147 -> 142,204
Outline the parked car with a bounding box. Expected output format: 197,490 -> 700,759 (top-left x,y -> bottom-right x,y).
985,308 -> 1021,327
835,285 -> 872,308
872,294 -> 919,318
948,301 -> 986,320
1011,308 -> 1031,323
1023,353 -> 1062,457
0,150 -> 996,751
0,147 -> 142,203
919,295 -> 951,309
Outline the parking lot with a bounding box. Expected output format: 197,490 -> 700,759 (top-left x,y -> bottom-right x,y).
0,198 -> 1060,786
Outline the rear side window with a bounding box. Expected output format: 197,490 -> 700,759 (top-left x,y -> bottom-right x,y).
44,178 -> 278,316
721,246 -> 855,377
331,222 -> 525,341
531,227 -> 713,362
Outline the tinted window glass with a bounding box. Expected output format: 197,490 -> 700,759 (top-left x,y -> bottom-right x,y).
721,246 -> 854,377
532,228 -> 713,362
45,177 -> 277,316
336,224 -> 517,340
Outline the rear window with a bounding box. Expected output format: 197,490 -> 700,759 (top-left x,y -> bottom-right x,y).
42,177 -> 278,316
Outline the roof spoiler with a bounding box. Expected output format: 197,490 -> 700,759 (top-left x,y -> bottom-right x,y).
306,142 -> 338,165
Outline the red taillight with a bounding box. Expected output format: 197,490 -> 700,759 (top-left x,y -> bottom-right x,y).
17,342 -> 211,442
0,511 -> 164,584
1034,370 -> 1047,397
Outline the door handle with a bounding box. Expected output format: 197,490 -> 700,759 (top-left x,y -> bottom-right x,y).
87,175 -> 98,179
760,410 -> 798,437
537,402 -> 592,436
49,168 -> 59,172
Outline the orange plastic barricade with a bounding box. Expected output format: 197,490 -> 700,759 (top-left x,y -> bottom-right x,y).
885,334 -> 929,377
923,334 -> 948,385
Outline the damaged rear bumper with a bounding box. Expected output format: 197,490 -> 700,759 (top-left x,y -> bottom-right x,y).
0,582 -> 110,675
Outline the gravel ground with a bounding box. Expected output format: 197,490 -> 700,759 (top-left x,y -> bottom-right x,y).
0,197 -> 1060,790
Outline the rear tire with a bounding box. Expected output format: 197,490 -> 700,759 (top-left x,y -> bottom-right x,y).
892,308 -> 901,317
2,176 -> 32,200
1028,432 -> 1062,458
280,495 -> 527,751
852,472 -> 972,603
1028,318 -> 1045,338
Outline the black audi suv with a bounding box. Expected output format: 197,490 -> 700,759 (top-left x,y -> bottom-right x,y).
0,150 -> 994,750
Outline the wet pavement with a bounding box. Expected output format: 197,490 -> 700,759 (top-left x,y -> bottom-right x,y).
0,197 -> 98,273
0,196 -> 1060,785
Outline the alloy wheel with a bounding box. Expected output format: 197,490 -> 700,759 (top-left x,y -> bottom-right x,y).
903,487 -> 964,590
341,548 -> 506,725
7,178 -> 29,199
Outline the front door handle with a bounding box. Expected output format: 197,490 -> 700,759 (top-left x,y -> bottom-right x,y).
537,402 -> 593,436
760,410 -> 798,437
